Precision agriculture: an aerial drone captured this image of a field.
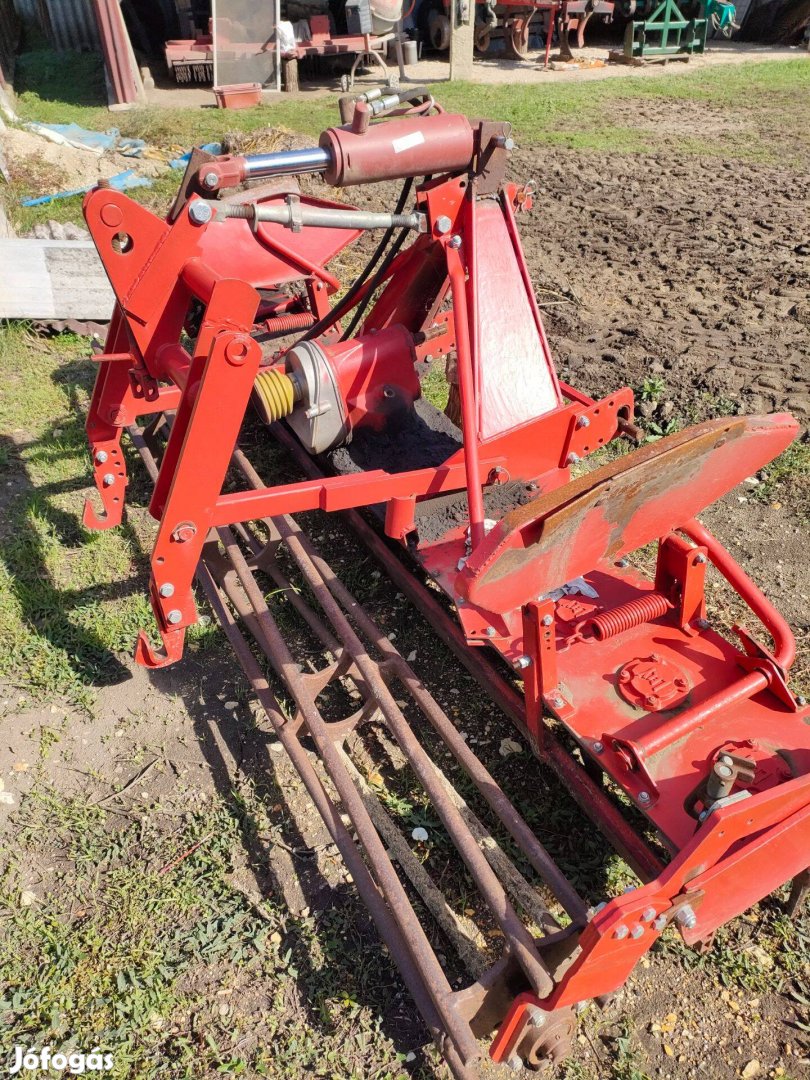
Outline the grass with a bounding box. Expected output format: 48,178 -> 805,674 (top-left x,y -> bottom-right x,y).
0,323 -> 218,710
0,788 -> 416,1079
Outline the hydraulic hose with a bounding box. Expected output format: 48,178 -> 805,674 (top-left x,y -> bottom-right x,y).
299,176 -> 414,344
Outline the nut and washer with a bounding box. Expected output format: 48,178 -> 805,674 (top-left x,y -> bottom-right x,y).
189,200 -> 213,225
575,415 -> 591,429
541,614 -> 554,627
167,610 -> 183,625
159,583 -> 175,598
676,905 -> 697,930
203,171 -> 219,189
514,655 -> 532,670
593,740 -> 604,754
448,234 -> 462,249
102,473 -> 115,487
94,450 -> 108,464
638,791 -> 651,804
172,522 -> 197,543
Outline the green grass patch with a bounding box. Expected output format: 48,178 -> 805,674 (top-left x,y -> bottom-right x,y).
11,46 -> 810,154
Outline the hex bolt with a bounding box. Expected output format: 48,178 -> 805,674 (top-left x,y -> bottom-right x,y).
641,907 -> 656,922
167,610 -> 183,625
616,557 -> 629,568
94,450 -> 108,464
575,415 -> 591,429
203,171 -> 219,189
526,1004 -> 546,1028
159,583 -> 175,598
798,695 -> 808,707
507,1054 -> 522,1072
653,915 -> 668,931
449,234 -> 462,249
435,214 -> 452,235
189,200 -> 213,225
638,791 -> 651,804
593,740 -> 604,754
102,473 -> 115,487
455,597 -> 465,607
614,924 -> 629,940
514,655 -> 532,670
541,614 -> 553,626
566,452 -> 580,465
694,553 -> 707,564
676,905 -> 697,930
630,925 -> 644,939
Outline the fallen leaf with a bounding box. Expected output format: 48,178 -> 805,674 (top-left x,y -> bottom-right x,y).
12,762 -> 29,773
20,890 -> 37,907
664,1045 -> 674,1058
499,737 -> 523,757
411,827 -> 429,843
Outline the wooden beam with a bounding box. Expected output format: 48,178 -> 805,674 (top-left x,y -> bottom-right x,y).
0,239 -> 114,319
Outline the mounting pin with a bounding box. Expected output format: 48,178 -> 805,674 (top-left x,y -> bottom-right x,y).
541,614 -> 553,626
203,171 -> 219,189
167,610 -> 183,625
95,450 -> 108,464
448,235 -> 462,249
102,473 -> 115,487
575,415 -> 590,429
485,626 -> 496,638
159,583 -> 175,598
694,553 -> 707,564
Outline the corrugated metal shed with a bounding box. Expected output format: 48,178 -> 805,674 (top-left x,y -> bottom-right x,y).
13,0 -> 99,50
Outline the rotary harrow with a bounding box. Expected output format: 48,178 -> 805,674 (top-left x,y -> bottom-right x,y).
80,89 -> 810,1075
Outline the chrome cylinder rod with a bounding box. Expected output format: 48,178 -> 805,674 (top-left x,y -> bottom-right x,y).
242,146 -> 332,179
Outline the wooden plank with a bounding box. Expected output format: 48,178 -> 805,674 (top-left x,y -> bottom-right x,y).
0,239 -> 114,319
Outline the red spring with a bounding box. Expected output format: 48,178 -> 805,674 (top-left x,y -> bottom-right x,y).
263,311 -> 315,336
586,592 -> 672,641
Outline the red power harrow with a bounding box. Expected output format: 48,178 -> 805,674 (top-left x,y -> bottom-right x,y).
81,89 -> 809,1075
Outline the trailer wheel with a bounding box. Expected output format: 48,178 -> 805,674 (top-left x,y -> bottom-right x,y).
428,10 -> 451,50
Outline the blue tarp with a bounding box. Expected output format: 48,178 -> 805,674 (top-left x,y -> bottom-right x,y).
21,169 -> 153,207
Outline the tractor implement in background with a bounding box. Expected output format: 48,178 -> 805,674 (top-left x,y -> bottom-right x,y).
79,88 -> 810,1073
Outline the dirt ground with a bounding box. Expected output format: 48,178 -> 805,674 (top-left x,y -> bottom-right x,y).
1,62 -> 809,1080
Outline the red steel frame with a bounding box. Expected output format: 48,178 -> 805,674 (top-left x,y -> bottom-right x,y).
80,105 -> 810,1070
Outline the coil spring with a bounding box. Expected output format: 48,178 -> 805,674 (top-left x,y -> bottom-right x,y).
253,367 -> 297,424
263,311 -> 316,336
586,592 -> 671,641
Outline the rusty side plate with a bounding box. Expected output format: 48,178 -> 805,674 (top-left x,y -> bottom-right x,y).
457,414 -> 799,614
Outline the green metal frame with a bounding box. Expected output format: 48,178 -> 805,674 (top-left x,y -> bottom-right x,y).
624,0 -> 708,59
